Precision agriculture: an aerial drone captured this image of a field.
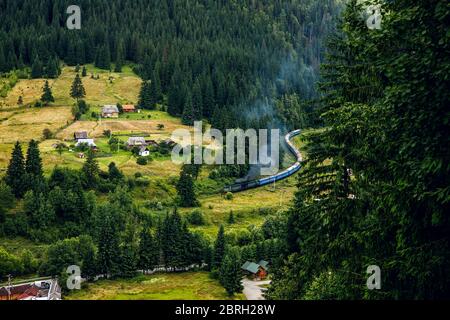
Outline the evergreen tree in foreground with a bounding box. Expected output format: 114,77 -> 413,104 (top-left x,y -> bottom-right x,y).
138,227 -> 159,272
82,150 -> 99,188
5,142 -> 27,198
41,80 -> 54,104
212,225 -> 226,270
220,247 -> 243,296
25,140 -> 44,190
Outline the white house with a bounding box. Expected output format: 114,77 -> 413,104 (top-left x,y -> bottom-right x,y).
75,139 -> 97,148
139,146 -> 150,157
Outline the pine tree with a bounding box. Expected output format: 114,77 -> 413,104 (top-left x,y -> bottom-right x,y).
149,71 -> 162,107
138,227 -> 159,272
176,166 -> 198,207
192,79 -> 203,121
138,81 -> 152,109
212,225 -> 226,270
70,73 -> 86,100
25,139 -> 44,191
219,247 -> 243,296
41,80 -> 54,104
5,142 -> 27,198
82,150 -> 99,188
31,56 -> 43,78
96,207 -> 121,277
82,66 -> 87,77
46,58 -> 59,78
114,41 -> 125,73
182,92 -> 195,126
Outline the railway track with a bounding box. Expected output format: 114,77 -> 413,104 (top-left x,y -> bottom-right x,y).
224,129 -> 302,193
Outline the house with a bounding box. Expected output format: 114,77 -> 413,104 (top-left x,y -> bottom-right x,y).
75,139 -> 97,149
122,104 -> 136,113
145,139 -> 159,147
74,131 -> 88,140
102,105 -> 119,118
139,146 -> 150,157
0,280 -> 61,301
127,137 -> 147,147
161,138 -> 176,148
241,261 -> 269,280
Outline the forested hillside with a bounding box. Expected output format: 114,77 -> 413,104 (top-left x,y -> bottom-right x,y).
268,0 -> 450,300
0,0 -> 339,127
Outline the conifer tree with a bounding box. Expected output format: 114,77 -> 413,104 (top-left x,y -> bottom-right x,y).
41,80 -> 54,104
182,92 -> 195,126
5,142 -> 27,198
31,56 -> 43,78
70,73 -> 86,100
96,207 -> 121,277
138,81 -> 152,109
25,139 -> 44,186
82,66 -> 87,77
176,166 -> 198,207
212,225 -> 226,270
219,247 -> 243,296
138,227 -> 159,272
82,150 -> 99,188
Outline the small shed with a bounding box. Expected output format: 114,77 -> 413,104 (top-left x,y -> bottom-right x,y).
122,104 -> 136,113
241,261 -> 268,280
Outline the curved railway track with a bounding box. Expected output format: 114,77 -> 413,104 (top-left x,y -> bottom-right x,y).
224,129 -> 302,193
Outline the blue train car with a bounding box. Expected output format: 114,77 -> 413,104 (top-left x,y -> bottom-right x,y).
224,130 -> 303,193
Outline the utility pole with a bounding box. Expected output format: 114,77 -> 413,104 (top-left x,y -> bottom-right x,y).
7,274 -> 12,301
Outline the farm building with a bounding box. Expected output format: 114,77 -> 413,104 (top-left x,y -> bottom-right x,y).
75,139 -> 97,148
122,104 -> 136,113
0,280 -> 61,301
145,139 -> 159,147
102,105 -> 119,118
139,146 -> 150,157
241,261 -> 269,280
127,137 -> 147,147
74,131 -> 88,140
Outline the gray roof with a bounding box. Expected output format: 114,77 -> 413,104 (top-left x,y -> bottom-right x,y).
241,261 -> 260,274
75,139 -> 96,147
127,137 -> 147,145
258,260 -> 269,270
74,131 -> 88,139
102,105 -> 119,113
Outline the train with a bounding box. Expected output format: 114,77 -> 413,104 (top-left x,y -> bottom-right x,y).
224,129 -> 302,193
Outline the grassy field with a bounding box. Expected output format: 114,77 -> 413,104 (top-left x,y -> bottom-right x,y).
66,272 -> 245,300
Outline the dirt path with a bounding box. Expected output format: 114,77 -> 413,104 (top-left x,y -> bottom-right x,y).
242,278 -> 271,300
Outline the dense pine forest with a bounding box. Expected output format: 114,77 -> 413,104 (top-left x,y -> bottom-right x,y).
0,0 -> 339,127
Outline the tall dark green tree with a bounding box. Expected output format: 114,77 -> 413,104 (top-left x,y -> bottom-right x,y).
219,247 -> 243,296
176,166 -> 198,207
138,227 -> 159,272
212,225 -> 226,270
5,142 -> 27,198
70,74 -> 86,100
41,80 -> 54,104
82,150 -> 99,188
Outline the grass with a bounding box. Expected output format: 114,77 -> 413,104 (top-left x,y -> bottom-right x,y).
65,272 -> 245,300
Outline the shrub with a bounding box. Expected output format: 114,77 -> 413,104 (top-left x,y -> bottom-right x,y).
136,156 -> 148,165
187,209 -> 206,226
225,192 -> 233,200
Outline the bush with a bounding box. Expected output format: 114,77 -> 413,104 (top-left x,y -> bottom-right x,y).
42,128 -> 53,140
187,209 -> 206,226
136,157 -> 148,165
134,172 -> 143,178
135,176 -> 150,187
225,192 -> 233,200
